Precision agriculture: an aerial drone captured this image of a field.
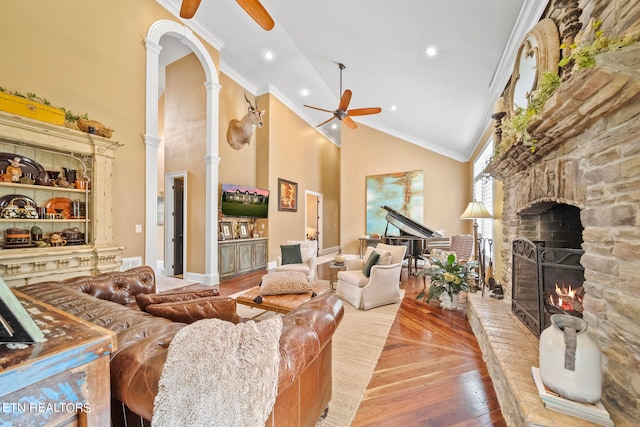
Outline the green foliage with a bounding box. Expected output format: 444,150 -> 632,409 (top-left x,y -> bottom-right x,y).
63,109 -> 88,123
559,21 -> 639,72
416,253 -> 478,303
497,72 -> 561,154
494,22 -> 638,158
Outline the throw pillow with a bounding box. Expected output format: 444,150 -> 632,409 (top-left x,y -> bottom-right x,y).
363,251 -> 381,278
260,271 -> 313,295
144,296 -> 240,324
376,249 -> 393,265
136,289 -> 219,311
281,244 -> 303,265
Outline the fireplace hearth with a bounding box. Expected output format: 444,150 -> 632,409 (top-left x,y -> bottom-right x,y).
512,238 -> 585,337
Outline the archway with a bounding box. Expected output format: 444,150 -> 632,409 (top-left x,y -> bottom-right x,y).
145,19 -> 221,285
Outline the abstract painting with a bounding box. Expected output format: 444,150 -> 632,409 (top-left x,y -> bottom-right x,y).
366,170 -> 424,235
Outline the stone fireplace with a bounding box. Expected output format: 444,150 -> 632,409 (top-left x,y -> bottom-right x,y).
469,2 -> 640,425
511,203 -> 586,337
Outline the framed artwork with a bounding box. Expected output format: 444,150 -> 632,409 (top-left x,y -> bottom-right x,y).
0,277 -> 45,343
366,170 -> 424,235
278,178 -> 298,212
220,221 -> 233,240
238,221 -> 250,238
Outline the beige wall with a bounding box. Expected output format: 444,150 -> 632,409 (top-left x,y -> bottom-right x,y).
260,94 -> 341,260
341,124 -> 471,254
1,0 -> 220,261
2,1 -> 481,277
165,54 -> 207,273
218,73 -> 258,186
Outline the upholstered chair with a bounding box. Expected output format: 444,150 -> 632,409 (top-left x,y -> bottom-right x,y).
335,243 -> 407,310
449,234 -> 474,262
276,240 -> 318,283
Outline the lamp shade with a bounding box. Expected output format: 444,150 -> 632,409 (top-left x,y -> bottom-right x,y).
460,201 -> 492,219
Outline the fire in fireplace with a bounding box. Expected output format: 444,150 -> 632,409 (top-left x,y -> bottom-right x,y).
512,238 -> 585,336
548,283 -> 584,315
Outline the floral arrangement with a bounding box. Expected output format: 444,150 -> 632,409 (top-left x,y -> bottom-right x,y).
416,253 -> 478,303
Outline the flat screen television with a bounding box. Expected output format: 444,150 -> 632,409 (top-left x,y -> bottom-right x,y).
221,183 -> 270,218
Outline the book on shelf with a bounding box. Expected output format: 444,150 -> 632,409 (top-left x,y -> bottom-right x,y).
531,367 -> 613,427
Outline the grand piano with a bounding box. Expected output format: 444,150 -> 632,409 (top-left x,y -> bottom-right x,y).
380,205 -> 449,275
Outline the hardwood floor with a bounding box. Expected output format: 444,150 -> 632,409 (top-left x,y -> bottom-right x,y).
206,263 -> 506,426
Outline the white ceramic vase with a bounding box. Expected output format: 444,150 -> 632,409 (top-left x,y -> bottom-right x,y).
539,314 -> 602,404
439,293 -> 459,310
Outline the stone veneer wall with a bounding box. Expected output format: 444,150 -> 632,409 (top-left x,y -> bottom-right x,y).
486,2 -> 640,424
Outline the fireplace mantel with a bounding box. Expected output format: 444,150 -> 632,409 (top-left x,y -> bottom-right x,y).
487,44 -> 640,181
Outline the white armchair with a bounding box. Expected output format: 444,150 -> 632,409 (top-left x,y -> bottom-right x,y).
336,243 -> 407,310
276,240 -> 318,283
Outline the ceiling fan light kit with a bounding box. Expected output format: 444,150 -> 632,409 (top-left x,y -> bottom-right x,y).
304,63 -> 381,130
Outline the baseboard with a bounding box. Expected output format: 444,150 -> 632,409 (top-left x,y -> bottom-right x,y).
183,271 -> 219,286
319,246 -> 340,256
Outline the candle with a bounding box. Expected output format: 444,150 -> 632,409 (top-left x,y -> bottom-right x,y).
494,97 -> 505,114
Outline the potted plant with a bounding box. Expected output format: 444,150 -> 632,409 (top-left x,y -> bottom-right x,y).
417,253 -> 478,310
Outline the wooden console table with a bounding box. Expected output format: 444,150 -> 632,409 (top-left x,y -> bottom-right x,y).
0,290 -> 116,426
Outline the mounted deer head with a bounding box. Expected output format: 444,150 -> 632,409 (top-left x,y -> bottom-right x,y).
226,94 -> 265,150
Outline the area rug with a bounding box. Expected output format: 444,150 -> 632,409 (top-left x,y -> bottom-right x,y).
156,275 -> 199,292
234,287 -> 403,426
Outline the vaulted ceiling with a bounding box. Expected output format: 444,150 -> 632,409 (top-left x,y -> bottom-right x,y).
157,0 -> 550,161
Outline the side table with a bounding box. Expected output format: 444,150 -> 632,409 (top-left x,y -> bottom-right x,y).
0,290 -> 116,427
329,262 -> 346,291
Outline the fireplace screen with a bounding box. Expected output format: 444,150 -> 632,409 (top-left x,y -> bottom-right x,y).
512,238 -> 585,336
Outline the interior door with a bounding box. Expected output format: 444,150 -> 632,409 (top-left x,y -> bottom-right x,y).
173,177 -> 184,275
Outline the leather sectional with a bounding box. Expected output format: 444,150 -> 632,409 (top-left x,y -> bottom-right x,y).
17,266 -> 344,427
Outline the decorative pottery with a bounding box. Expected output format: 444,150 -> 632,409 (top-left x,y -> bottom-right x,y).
439,293 -> 459,310
62,167 -> 76,184
539,314 -> 602,404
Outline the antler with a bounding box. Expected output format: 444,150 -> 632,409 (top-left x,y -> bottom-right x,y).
244,93 -> 256,111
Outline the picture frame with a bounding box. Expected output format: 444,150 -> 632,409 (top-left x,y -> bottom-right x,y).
238,221 -> 250,238
0,277 -> 45,343
278,178 -> 298,212
220,221 -> 233,240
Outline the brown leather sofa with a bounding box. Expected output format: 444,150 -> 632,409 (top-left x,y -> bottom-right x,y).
17,266 -> 344,427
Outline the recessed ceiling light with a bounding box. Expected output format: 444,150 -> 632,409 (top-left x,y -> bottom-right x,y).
300,88 -> 309,97
331,123 -> 338,129
390,105 -> 397,111
425,47 -> 437,57
263,51 -> 274,61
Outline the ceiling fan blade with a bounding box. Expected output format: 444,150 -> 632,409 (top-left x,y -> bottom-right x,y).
303,104 -> 335,114
338,89 -> 352,112
347,107 -> 382,117
316,116 -> 337,128
343,116 -> 357,130
236,0 -> 275,31
180,0 -> 201,19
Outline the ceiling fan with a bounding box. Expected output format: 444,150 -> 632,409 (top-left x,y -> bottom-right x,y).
179,0 -> 275,31
304,63 -> 382,130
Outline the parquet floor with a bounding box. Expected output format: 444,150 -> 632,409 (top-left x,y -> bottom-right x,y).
197,263 -> 506,426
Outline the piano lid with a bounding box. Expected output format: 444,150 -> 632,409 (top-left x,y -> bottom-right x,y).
381,205 -> 442,238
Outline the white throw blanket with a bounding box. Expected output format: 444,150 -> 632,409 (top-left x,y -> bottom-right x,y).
152,316 -> 283,427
